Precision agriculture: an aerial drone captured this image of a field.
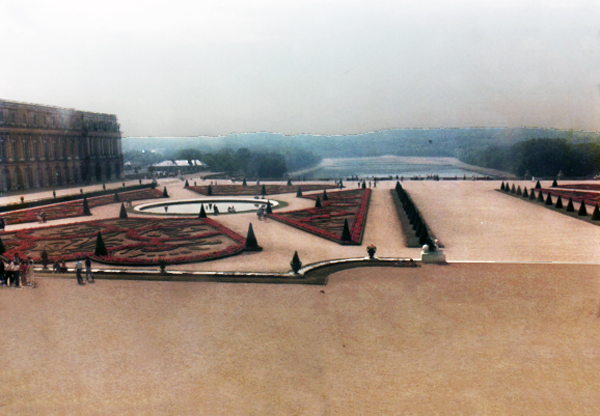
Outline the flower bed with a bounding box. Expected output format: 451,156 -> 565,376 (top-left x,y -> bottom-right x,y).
0,217 -> 246,265
538,188 -> 600,205
0,188 -> 164,225
554,184 -> 600,191
187,184 -> 338,196
268,189 -> 371,245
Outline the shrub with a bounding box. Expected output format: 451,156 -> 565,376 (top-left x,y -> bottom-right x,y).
184,179 -> 189,188
266,200 -> 273,214
555,196 -> 563,209
529,189 -> 536,200
566,198 -> 575,212
341,218 -> 351,241
578,202 -> 588,216
296,186 -> 303,197
323,189 -> 328,201
551,179 -> 558,187
0,236 -> 5,255
511,184 -> 516,193
245,223 -> 259,249
242,178 -> 247,186
315,196 -> 322,208
522,188 -> 529,198
537,191 -> 545,202
163,187 -> 169,197
535,180 -> 541,189
290,251 -> 302,274
114,192 -> 120,202
94,232 -> 108,256
119,203 -> 128,219
516,186 -> 522,196
83,198 -> 92,216
198,204 -> 207,218
261,184 -> 267,196
41,249 -> 49,268
287,178 -> 292,186
592,205 -> 600,221
545,193 -> 553,205
500,181 -> 505,191
361,181 -> 366,189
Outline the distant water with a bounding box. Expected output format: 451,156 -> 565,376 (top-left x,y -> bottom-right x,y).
294,156 -> 486,179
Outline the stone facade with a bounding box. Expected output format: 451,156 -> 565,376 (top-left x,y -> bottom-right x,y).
0,100 -> 123,191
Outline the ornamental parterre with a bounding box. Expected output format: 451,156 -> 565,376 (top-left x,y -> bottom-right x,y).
268,189 -> 371,245
538,188 -> 600,205
0,188 -> 165,225
188,184 -> 339,196
0,217 -> 246,265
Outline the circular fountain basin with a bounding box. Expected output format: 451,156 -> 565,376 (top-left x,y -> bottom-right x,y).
134,197 -> 279,215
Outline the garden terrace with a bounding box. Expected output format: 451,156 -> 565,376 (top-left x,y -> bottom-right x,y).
187,183 -> 339,196
0,188 -> 164,225
0,217 -> 246,265
268,189 -> 370,245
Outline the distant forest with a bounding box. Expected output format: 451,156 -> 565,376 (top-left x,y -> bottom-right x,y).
123,128 -> 600,178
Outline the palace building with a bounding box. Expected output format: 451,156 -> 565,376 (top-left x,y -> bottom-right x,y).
0,100 -> 124,192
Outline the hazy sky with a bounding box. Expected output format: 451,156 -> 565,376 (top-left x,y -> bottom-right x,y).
1,0 -> 599,137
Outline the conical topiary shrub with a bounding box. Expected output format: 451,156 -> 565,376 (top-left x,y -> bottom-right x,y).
207,185 -> 213,196
566,198 -> 575,212
163,187 -> 169,197
290,251 -> 302,274
287,178 -> 292,186
511,184 -> 516,193
198,204 -> 207,218
315,195 -> 322,208
114,192 -> 120,202
551,179 -> 558,187
341,218 -> 352,242
261,184 -> 267,196
184,179 -> 189,188
245,223 -> 260,250
266,200 -> 272,214
555,196 -> 563,209
0,236 -> 5,255
529,189 -> 536,200
94,231 -> 108,256
296,186 -> 303,197
361,181 -> 366,189
119,203 -> 128,219
83,198 -> 92,216
578,202 -> 588,216
500,181 -> 505,191
537,191 -> 545,202
516,186 -> 522,196
535,180 -> 541,189
522,187 -> 529,198
592,205 -> 600,221
396,181 -> 402,192
41,249 -> 49,268
545,193 -> 553,205
323,189 -> 328,201
242,178 -> 247,186
339,179 -> 343,188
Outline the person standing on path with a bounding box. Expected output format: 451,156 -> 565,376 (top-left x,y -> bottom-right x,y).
26,259 -> 35,287
75,259 -> 84,285
85,257 -> 94,283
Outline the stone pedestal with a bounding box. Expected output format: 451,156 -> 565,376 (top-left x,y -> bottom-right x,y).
421,248 -> 446,264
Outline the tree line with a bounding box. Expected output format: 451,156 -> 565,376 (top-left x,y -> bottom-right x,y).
460,138 -> 600,178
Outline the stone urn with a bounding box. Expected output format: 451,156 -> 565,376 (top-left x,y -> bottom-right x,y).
367,244 -> 377,259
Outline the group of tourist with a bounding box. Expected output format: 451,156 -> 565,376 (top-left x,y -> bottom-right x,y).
256,205 -> 268,221
51,257 -> 94,285
0,255 -> 35,288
